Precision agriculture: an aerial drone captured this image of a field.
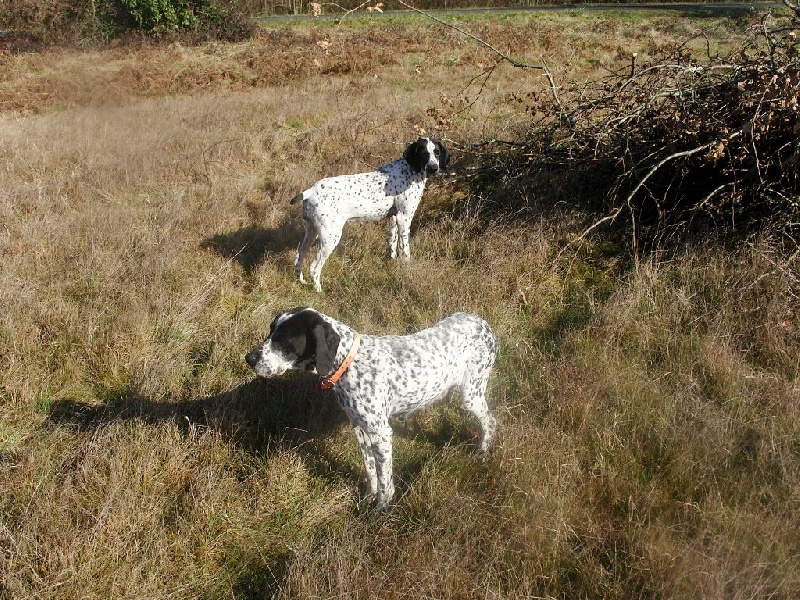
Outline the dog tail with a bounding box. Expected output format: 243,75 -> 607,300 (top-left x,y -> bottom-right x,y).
290,191 -> 305,205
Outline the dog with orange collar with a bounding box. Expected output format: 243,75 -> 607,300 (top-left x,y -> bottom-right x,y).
245,307 -> 497,510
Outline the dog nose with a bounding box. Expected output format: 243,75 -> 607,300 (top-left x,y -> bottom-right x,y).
245,350 -> 259,368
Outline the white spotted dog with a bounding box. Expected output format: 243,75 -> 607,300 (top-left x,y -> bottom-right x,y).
291,137 -> 449,292
245,307 -> 497,511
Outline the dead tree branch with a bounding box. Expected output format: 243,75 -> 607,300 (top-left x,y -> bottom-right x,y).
393,0 -> 545,70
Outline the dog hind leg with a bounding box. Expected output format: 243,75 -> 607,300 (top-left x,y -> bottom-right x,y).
309,226 -> 342,292
295,220 -> 318,284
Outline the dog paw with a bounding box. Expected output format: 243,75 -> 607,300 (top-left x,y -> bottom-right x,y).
475,447 -> 491,462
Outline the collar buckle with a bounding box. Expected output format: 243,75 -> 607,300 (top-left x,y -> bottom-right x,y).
319,333 -> 361,390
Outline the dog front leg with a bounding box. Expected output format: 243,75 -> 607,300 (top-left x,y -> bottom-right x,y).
354,425 -> 378,503
370,423 -> 395,511
387,215 -> 399,259
395,212 -> 412,261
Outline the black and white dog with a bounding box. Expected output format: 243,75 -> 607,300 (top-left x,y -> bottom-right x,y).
245,307 -> 496,510
291,137 -> 449,292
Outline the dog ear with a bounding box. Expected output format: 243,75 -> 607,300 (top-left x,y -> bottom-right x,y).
403,138 -> 427,174
309,315 -> 341,377
434,139 -> 450,171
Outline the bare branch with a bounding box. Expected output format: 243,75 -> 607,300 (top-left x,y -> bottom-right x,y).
393,0 -> 545,70
782,0 -> 800,17
623,142 -> 717,210
338,0 -> 376,19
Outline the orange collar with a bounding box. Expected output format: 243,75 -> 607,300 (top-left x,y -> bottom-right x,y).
320,333 -> 361,390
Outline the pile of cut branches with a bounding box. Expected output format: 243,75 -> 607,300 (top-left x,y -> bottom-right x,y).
466,2 -> 800,255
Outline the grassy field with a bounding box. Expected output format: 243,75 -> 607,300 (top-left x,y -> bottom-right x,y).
1,8 -> 798,599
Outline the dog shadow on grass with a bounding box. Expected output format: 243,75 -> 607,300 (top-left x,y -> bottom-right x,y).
201,220 -> 300,276
46,376 -> 478,502
46,374 -> 364,485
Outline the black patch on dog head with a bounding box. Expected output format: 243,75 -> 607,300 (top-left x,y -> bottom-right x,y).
268,308 -> 341,376
403,137 -> 429,174
268,306 -> 308,338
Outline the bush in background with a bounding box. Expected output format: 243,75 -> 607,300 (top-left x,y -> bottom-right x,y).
112,0 -> 256,39
116,0 -> 201,30
0,0 -> 256,48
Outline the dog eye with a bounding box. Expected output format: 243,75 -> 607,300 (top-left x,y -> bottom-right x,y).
433,148 -> 440,156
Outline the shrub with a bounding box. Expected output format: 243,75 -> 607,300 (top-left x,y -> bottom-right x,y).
113,0 -> 255,39
116,0 -> 200,31
0,0 -> 256,48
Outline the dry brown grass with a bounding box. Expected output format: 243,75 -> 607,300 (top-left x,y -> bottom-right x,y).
1,9 -> 798,600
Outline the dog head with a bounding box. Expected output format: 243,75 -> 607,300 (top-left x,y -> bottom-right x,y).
403,137 -> 449,175
245,307 -> 341,378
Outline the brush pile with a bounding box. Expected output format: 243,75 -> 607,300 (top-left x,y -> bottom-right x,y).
470,3 -> 800,253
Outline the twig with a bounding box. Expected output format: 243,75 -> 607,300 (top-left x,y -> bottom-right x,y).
338,0 -> 376,19
623,142 -> 719,211
451,61 -> 500,116
541,60 -> 564,116
464,139 -> 528,149
697,182 -> 734,210
556,204 -> 628,261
